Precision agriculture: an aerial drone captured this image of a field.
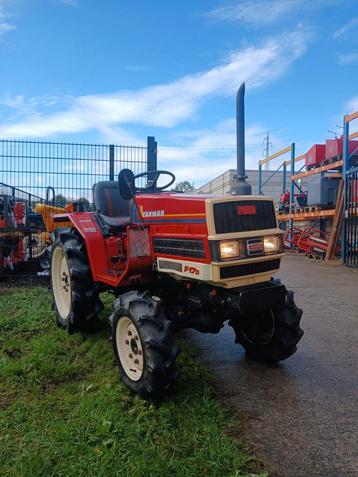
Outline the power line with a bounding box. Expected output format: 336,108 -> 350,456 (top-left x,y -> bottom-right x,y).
263,131 -> 272,171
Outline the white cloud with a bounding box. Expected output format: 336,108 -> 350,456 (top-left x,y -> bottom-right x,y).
346,96 -> 358,114
158,119 -> 288,185
338,51 -> 358,65
0,0 -> 15,35
333,17 -> 358,38
0,28 -> 311,140
206,0 -> 301,25
0,21 -> 14,34
0,93 -> 73,117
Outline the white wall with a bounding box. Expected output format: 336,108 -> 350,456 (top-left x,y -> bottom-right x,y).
195,169 -> 296,203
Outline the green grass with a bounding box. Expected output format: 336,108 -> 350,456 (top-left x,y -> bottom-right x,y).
0,287 -> 266,477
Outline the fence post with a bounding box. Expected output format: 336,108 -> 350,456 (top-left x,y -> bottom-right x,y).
147,136 -> 157,172
258,163 -> 262,194
282,162 -> 287,193
342,119 -> 349,263
109,145 -> 115,181
289,143 -> 295,229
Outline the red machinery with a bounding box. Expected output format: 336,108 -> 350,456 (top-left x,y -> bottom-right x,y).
325,137 -> 358,161
50,168 -> 303,397
283,227 -> 303,249
279,191 -> 290,213
0,182 -> 93,276
284,226 -> 339,258
347,179 -> 358,204
0,195 -> 26,272
0,190 -> 53,274
49,84 -> 303,398
303,137 -> 358,170
304,144 -> 326,169
279,190 -> 307,212
280,191 -> 290,204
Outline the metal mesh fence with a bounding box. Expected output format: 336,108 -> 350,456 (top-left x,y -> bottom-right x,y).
0,140 -> 148,204
0,139 -> 149,282
344,167 -> 358,268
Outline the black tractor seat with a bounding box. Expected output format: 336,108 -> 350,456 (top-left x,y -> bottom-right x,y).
93,181 -> 132,231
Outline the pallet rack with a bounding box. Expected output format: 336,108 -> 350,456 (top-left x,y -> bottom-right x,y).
278,209 -> 336,222
281,159 -> 344,227
342,112 -> 358,266
258,111 -> 358,263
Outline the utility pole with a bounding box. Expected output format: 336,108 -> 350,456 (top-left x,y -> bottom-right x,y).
263,131 -> 272,171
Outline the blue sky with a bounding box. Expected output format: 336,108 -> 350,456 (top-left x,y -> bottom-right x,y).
0,0 -> 357,186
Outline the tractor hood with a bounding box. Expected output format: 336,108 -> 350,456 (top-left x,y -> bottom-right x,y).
133,192 -> 276,236
134,192 -> 208,225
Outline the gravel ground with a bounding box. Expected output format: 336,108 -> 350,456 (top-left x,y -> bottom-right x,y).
188,254 -> 358,477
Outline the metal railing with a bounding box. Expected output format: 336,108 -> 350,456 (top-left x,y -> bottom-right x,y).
343,111 -> 358,267
344,167 -> 358,267
0,136 -> 156,281
0,138 -> 156,203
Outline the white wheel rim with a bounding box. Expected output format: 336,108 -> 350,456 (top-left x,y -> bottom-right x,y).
116,317 -> 144,381
52,246 -> 71,320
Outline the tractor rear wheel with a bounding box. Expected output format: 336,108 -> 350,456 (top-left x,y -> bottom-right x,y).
110,291 -> 180,398
229,290 -> 303,363
51,229 -> 103,333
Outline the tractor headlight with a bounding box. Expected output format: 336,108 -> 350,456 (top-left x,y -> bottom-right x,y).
219,240 -> 244,260
263,235 -> 283,254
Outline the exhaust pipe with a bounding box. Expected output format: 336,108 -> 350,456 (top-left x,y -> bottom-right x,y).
230,83 -> 252,195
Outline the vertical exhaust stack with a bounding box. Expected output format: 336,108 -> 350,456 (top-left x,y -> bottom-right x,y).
230,83 -> 252,195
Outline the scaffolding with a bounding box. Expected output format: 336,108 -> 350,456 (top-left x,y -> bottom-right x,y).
258,111 -> 358,264
258,143 -> 305,227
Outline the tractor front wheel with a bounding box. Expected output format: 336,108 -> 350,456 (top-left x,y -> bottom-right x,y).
51,230 -> 103,333
229,290 -> 303,363
110,291 -> 180,398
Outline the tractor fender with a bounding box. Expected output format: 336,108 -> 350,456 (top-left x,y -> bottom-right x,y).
53,212 -> 109,281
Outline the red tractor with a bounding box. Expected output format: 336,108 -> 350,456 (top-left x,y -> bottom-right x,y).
50,169 -> 303,397
50,84 -> 303,398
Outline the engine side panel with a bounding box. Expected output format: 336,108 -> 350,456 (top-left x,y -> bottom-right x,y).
134,194 -> 210,264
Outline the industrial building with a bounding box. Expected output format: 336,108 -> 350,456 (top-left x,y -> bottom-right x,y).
195,169 -> 292,203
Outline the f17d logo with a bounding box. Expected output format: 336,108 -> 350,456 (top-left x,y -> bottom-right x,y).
184,265 -> 200,275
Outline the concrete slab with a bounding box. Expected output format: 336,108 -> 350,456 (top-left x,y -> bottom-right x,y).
188,254 -> 358,477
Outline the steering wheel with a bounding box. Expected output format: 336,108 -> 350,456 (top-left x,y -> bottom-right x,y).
134,170 -> 176,192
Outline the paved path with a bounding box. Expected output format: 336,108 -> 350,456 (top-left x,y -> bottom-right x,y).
188,254 -> 358,477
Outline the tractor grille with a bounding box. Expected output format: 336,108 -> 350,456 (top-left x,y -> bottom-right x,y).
219,259 -> 280,279
213,200 -> 276,234
153,238 -> 205,258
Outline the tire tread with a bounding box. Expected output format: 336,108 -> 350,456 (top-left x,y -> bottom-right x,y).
230,290 -> 304,363
110,291 -> 180,398
51,229 -> 103,333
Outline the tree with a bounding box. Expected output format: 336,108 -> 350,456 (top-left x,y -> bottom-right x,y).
76,197 -> 92,211
53,194 -> 67,207
172,181 -> 195,193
